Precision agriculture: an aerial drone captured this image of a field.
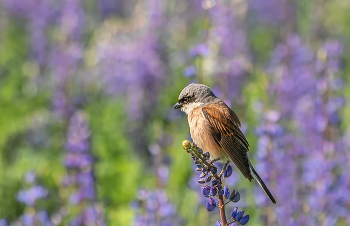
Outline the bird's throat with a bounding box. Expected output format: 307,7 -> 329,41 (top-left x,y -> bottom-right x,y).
181,102 -> 202,115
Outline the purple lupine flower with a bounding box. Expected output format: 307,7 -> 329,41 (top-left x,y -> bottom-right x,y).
247,0 -> 289,26
95,0 -> 164,120
0,219 -> 7,226
202,187 -> 210,196
14,172 -> 54,225
183,65 -> 197,77
132,189 -> 182,226
223,186 -> 230,199
208,1 -> 249,103
231,207 -> 238,218
189,43 -> 210,58
47,0 -> 85,120
240,215 -> 250,225
183,141 -> 249,225
98,0 -> 126,18
4,0 -> 57,67
17,186 -> 48,206
22,214 -> 34,226
256,35 -> 348,225
24,171 -> 36,184
64,111 -> 105,225
206,202 -> 215,212
223,165 -> 232,178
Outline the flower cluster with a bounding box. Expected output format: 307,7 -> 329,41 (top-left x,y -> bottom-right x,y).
0,172 -> 56,226
17,171 -> 48,207
63,111 -> 105,226
132,189 -> 183,226
182,140 -> 249,226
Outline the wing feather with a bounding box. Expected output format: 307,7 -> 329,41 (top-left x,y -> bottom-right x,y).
202,102 -> 253,181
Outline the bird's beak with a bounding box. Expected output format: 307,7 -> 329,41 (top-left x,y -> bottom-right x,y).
173,102 -> 182,109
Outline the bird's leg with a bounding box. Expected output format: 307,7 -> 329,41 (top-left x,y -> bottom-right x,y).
209,158 -> 220,164
219,161 -> 230,178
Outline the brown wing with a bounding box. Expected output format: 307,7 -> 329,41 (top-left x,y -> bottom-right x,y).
202,102 -> 253,181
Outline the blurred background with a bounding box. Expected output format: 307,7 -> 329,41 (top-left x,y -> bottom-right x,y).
0,0 -> 349,225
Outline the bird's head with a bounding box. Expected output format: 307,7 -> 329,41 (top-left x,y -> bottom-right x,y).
173,83 -> 217,114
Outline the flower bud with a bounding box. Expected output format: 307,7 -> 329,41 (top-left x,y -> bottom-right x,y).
202,166 -> 208,173
199,172 -> 207,178
198,179 -> 206,184
182,140 -> 192,150
196,164 -> 203,169
206,176 -> 212,183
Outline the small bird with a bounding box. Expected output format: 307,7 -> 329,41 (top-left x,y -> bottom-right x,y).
174,83 -> 276,204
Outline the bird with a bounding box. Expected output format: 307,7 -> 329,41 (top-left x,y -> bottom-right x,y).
173,83 -> 276,204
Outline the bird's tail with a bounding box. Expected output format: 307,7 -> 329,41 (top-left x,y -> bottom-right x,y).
249,164 -> 276,205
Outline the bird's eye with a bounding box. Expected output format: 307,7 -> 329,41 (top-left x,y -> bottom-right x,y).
183,97 -> 188,102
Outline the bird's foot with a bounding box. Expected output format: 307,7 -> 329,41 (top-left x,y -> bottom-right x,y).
209,158 -> 220,165
219,161 -> 230,178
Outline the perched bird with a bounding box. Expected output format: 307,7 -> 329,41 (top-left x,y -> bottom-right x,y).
174,83 -> 276,204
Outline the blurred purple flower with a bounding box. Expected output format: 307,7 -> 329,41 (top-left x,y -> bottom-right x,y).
0,219 -> 7,226
256,35 -> 348,225
248,0 -> 290,26
24,171 -> 36,184
64,111 -> 105,225
183,65 -> 196,77
22,214 -> 34,226
17,186 -> 48,206
132,189 -> 182,226
189,43 -> 210,58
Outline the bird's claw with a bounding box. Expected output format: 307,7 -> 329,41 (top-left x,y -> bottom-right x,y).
219,161 -> 230,177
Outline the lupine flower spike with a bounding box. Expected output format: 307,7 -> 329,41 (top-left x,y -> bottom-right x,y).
182,140 -> 249,226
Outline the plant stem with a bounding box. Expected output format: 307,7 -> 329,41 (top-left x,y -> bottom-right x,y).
218,194 -> 228,226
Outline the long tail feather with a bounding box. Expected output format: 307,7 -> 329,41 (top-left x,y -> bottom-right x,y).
249,164 -> 276,204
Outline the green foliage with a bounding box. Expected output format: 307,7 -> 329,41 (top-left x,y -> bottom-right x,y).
0,0 -> 350,225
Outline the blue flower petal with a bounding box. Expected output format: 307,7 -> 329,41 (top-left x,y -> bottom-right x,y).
206,202 -> 215,212
231,207 -> 238,219
210,187 -> 217,196
224,165 -> 232,178
224,186 -> 230,199
230,191 -> 240,202
239,215 -> 249,225
209,198 -> 217,207
235,211 -> 244,221
201,187 -> 210,196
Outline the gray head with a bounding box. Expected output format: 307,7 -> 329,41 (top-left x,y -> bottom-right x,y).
173,83 -> 218,111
